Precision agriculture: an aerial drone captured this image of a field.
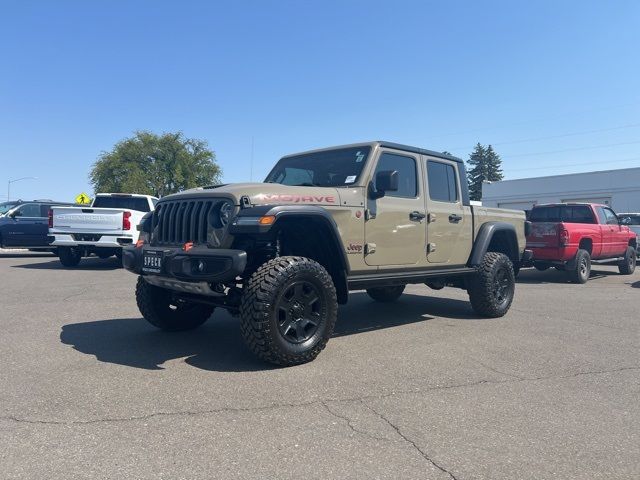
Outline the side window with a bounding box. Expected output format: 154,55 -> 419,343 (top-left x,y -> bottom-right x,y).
151,198 -> 159,208
373,153 -> 417,198
603,208 -> 618,225
16,204 -> 42,217
427,161 -> 459,203
595,207 -> 607,224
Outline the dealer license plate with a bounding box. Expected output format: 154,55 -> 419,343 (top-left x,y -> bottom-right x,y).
142,250 -> 164,274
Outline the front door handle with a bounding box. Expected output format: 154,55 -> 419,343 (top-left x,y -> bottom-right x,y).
449,214 -> 462,223
409,211 -> 426,221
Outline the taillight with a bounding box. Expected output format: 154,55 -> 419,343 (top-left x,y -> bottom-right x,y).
48,209 -> 53,228
559,228 -> 569,246
123,211 -> 132,231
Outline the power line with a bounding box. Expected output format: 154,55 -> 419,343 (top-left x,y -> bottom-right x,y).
449,122 -> 640,152
505,156 -> 640,173
421,100 -> 640,140
503,140 -> 640,158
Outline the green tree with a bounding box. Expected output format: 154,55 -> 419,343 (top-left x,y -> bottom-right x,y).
90,131 -> 222,197
466,143 -> 503,201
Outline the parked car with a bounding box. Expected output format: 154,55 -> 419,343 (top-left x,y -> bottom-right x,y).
618,213 -> 640,256
0,200 -> 74,249
123,141 -> 531,366
48,193 -> 158,266
526,203 -> 637,283
0,200 -> 24,216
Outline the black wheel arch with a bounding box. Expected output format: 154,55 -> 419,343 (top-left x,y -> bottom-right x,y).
230,204 -> 350,304
468,222 -> 520,267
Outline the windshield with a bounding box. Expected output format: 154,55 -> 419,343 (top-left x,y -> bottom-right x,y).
92,196 -> 151,212
0,202 -> 20,215
265,147 -> 371,187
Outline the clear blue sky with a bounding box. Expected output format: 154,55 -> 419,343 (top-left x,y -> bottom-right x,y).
1,0 -> 639,202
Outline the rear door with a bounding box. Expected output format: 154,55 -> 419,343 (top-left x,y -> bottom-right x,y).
424,158 -> 467,265
364,149 -> 426,266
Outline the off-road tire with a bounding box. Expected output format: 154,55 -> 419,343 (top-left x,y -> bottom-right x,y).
366,285 -> 405,302
58,247 -> 82,267
239,256 -> 338,367
568,249 -> 591,284
135,277 -> 214,331
534,262 -> 549,271
467,252 -> 515,318
618,246 -> 636,275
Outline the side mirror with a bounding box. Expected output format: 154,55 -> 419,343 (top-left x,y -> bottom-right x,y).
369,170 -> 399,199
9,210 -> 21,218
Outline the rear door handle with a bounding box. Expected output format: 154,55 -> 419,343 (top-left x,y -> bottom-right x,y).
409,211 -> 426,221
449,214 -> 462,223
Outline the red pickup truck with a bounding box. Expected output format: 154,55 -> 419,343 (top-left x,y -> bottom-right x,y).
526,203 -> 637,283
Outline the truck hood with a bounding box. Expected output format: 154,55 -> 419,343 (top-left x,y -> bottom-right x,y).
167,183 -> 343,207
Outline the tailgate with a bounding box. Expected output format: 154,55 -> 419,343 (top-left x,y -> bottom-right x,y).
527,222 -> 561,247
51,207 -> 125,233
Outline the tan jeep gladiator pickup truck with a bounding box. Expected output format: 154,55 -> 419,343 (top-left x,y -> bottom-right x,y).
123,141 -> 532,366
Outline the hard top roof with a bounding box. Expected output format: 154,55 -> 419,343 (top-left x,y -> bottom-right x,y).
281,141 -> 464,164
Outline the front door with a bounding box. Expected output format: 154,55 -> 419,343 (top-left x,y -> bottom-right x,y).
5,203 -> 43,246
602,207 -> 628,256
364,150 -> 426,266
424,158 -> 467,265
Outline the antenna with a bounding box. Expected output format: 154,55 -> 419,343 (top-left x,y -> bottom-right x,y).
250,136 -> 255,182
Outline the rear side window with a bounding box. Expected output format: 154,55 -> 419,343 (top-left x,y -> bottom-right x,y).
427,161 -> 458,202
92,196 -> 150,212
530,205 -> 595,223
373,153 -> 417,198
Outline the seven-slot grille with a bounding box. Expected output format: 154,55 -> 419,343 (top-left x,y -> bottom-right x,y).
152,200 -> 217,245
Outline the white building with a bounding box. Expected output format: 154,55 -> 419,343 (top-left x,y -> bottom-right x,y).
482,166 -> 640,214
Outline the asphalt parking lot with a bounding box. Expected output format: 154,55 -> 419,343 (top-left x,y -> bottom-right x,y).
0,252 -> 638,479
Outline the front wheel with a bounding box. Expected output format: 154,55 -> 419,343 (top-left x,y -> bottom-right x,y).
58,247 -> 82,267
618,246 -> 636,275
366,285 -> 405,302
240,256 -> 338,367
467,252 -> 515,318
135,277 -> 214,331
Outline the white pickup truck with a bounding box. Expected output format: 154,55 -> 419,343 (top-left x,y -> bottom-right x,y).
49,193 -> 157,266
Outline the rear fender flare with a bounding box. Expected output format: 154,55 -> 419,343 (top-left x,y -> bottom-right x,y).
468,222 -> 520,266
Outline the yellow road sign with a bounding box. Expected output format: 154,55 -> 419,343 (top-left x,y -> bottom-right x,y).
75,192 -> 91,205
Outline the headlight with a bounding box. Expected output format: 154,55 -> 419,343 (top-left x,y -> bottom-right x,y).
209,200 -> 235,229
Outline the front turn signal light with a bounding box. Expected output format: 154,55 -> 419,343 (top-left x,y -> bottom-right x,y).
259,216 -> 276,225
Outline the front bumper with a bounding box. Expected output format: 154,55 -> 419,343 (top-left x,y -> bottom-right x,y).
122,244 -> 247,284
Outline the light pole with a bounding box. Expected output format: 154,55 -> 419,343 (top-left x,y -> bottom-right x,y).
7,177 -> 37,201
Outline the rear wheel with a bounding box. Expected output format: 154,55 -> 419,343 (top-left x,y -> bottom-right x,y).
568,249 -> 590,284
618,246 -> 636,275
136,277 -> 214,331
467,252 -> 515,318
58,247 -> 82,267
366,285 -> 405,302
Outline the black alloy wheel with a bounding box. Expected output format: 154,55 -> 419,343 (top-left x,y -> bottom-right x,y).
276,280 -> 322,344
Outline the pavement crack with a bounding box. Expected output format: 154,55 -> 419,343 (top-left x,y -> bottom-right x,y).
364,403 -> 458,480
466,355 -> 525,380
321,400 -> 388,442
3,366 -> 637,427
